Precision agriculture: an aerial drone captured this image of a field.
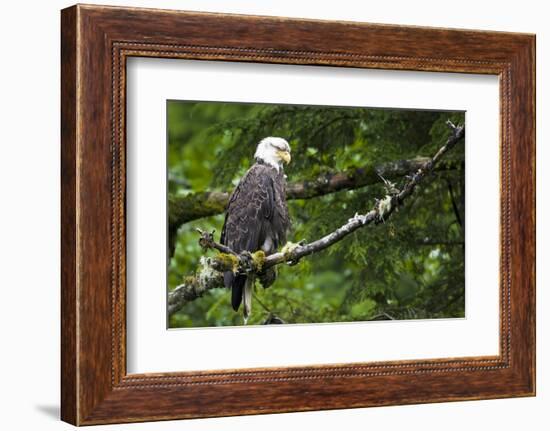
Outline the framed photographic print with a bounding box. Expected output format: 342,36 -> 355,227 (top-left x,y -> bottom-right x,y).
61,4 -> 535,425
164,101 -> 467,329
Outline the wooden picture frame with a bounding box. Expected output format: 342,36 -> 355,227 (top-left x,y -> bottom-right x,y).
61,4 -> 535,425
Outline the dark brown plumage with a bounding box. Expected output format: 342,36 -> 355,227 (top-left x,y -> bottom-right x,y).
221,160 -> 290,319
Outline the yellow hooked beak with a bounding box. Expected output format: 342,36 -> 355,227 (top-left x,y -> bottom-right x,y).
278,150 -> 291,164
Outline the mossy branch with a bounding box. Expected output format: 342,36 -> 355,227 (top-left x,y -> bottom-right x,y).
168,122 -> 465,317
169,156 -> 461,228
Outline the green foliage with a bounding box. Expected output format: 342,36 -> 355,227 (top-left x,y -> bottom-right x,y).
167,101 -> 465,328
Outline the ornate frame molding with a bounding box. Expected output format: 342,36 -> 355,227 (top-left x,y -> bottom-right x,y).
61,5 -> 534,425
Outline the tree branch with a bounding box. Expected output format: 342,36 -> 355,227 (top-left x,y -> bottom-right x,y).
169,156 -> 461,228
168,122 -> 465,317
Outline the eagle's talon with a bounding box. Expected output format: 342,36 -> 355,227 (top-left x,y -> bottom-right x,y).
239,251 -> 253,260
238,251 -> 254,272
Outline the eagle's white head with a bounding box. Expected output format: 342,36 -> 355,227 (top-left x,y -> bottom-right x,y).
254,137 -> 291,171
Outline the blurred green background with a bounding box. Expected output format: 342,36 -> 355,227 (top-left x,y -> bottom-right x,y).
167,100 -> 465,328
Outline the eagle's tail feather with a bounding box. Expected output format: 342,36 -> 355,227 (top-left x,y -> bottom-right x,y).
229,274 -> 246,312
224,271 -> 234,290
226,273 -> 255,322
243,276 -> 254,323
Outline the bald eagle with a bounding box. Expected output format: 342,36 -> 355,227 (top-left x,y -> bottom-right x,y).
220,137 -> 292,321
